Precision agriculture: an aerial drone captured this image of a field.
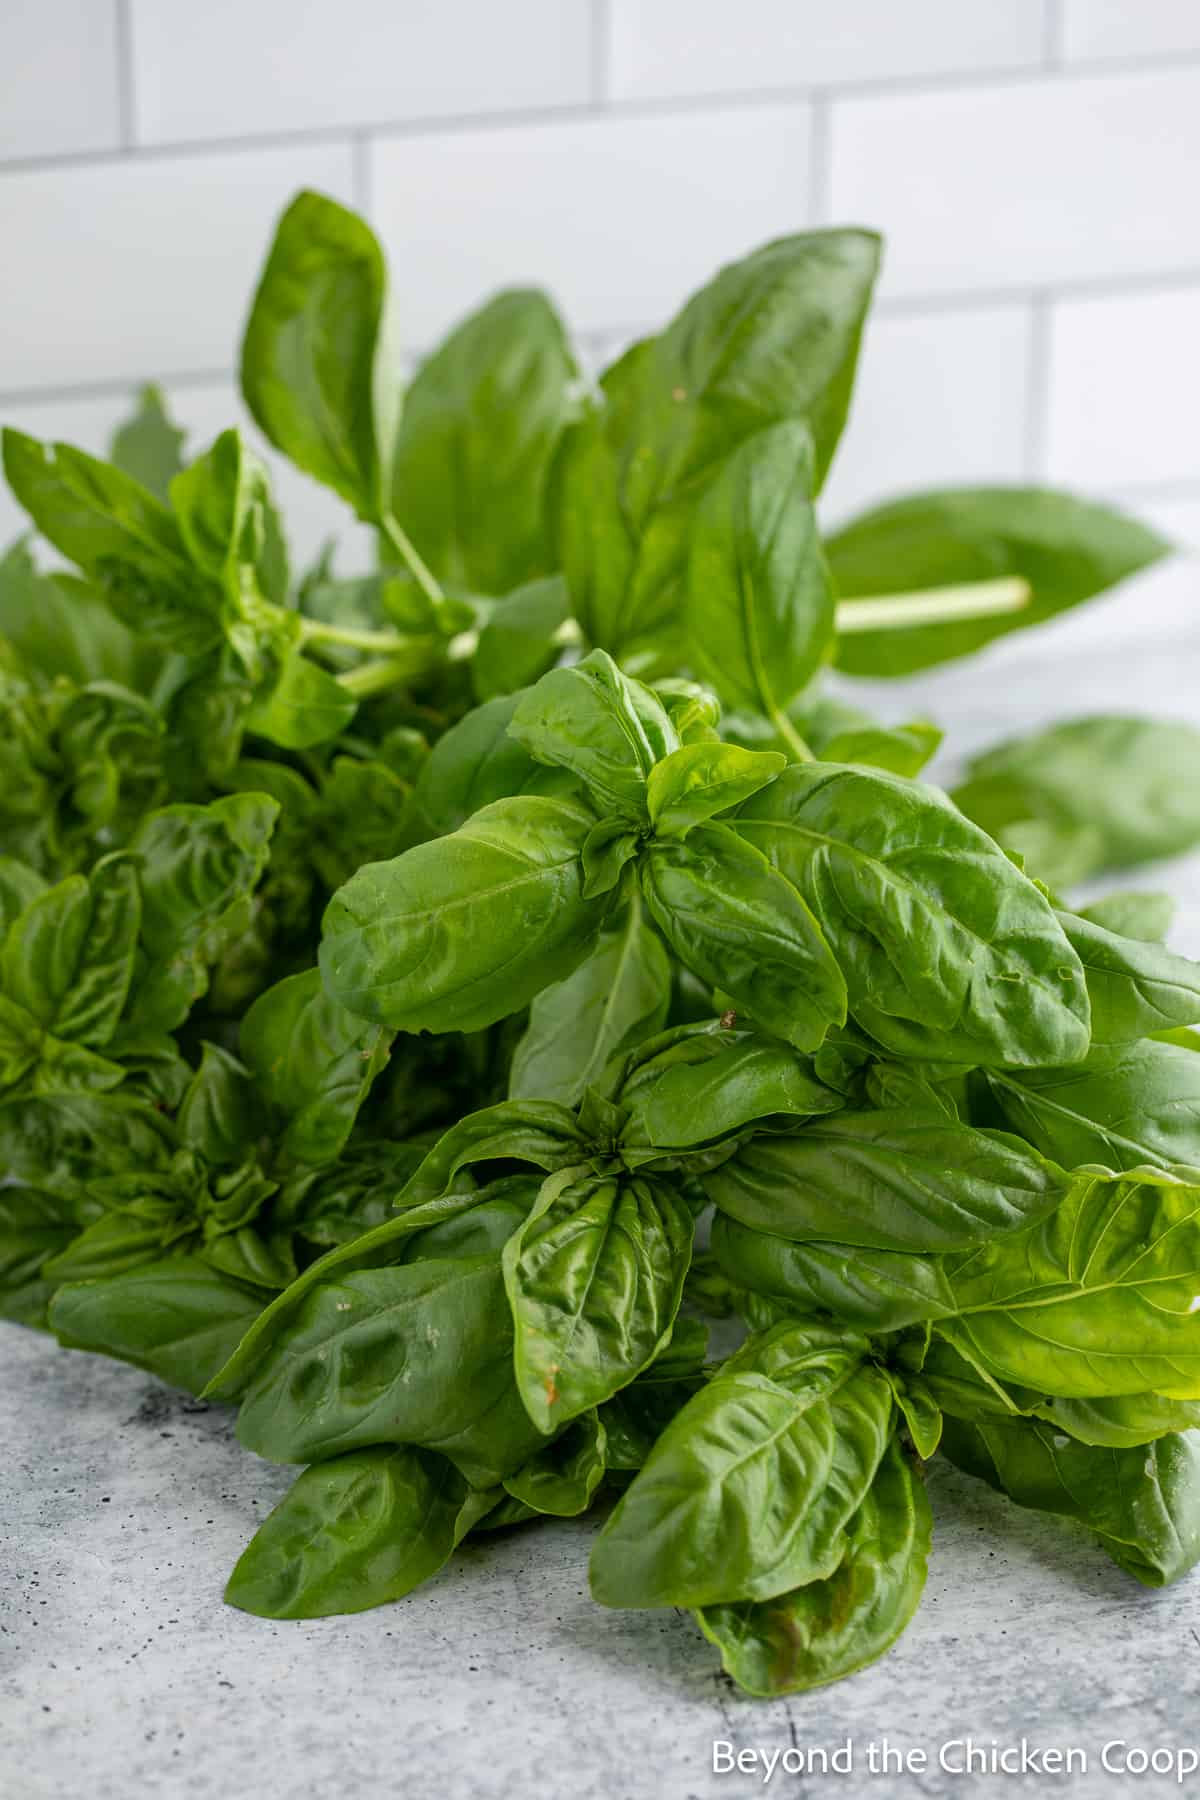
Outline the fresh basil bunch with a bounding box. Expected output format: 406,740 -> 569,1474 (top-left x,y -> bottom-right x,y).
4,188 -> 1200,1700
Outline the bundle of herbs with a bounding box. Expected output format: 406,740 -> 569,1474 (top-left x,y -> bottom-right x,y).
4,190 -> 1200,1696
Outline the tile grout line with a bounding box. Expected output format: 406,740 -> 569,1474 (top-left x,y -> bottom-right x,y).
3,48 -> 1200,181
351,132 -> 372,216
590,0 -> 612,107
1023,290 -> 1055,480
0,366 -> 235,411
807,92 -> 832,225
113,0 -> 137,148
1042,0 -> 1066,69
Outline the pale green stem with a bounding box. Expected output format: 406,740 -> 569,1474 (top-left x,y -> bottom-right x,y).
336,654 -> 430,699
834,577 -> 1031,635
770,708 -> 815,763
298,617 -> 412,654
378,510 -> 446,611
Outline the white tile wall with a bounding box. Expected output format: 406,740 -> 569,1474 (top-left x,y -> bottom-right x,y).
370,104 -> 813,342
1061,0 -> 1200,64
607,0 -> 1046,100
820,302 -> 1033,525
130,0 -> 593,145
0,1 -> 122,162
1045,284 -> 1200,491
0,143 -> 354,392
831,67 -> 1200,298
0,2 -> 1196,576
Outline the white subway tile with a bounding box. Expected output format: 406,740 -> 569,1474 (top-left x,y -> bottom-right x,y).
370,104 -> 813,343
831,68 -> 1200,297
1045,285 -> 1200,490
820,303 -> 1032,526
0,0 -> 122,161
1062,0 -> 1200,63
0,380 -> 374,576
130,0 -> 592,145
608,0 -> 1044,101
0,143 -> 354,392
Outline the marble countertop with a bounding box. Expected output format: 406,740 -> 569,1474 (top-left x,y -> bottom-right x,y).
3,553 -> 1198,1800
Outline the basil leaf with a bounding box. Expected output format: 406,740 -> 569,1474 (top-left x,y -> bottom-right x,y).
2,857 -> 139,1049
126,793 -> 279,1031
1032,1393 -> 1200,1450
553,230 -> 879,659
406,690 -> 550,840
590,1319 -> 893,1608
398,1101 -> 584,1205
711,1213 -> 956,1332
170,427 -> 288,612
509,905 -> 671,1106
952,717 -> 1200,891
0,541 -> 158,691
109,383 -> 186,501
685,421 -> 833,718
503,1166 -> 694,1433
618,1027 -> 842,1151
646,743 -> 784,839
391,290 -> 579,596
640,823 -> 846,1053
695,1436 -> 930,1693
509,650 -> 676,820
240,967 -> 392,1165
48,1256 -> 269,1396
704,1115 -> 1068,1251
232,1251 -> 547,1482
320,794 -> 608,1034
241,190 -> 397,519
1057,908 -> 1200,1046
983,1040 -> 1200,1174
176,1043 -> 259,1167
830,489 -> 1170,677
941,1417 -> 1200,1589
940,1168 -> 1200,1398
0,1184 -> 82,1326
243,646 -> 358,750
1077,892 -> 1175,943
735,763 -> 1091,1067
502,1411 -> 607,1518
225,1446 -> 474,1619
473,575 -> 571,701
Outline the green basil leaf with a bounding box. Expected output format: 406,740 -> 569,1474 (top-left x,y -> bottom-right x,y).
1,857 -> 139,1049
590,1319 -> 892,1608
391,290 -> 579,595
170,427 -> 288,612
126,793 -> 279,1031
0,1184 -> 82,1326
695,1436 -> 930,1693
1031,1393 -> 1200,1450
240,967 -> 392,1165
225,1445 -> 473,1619
509,904 -> 671,1106
1057,908 -> 1200,1046
0,855 -> 47,933
553,230 -> 879,658
640,823 -> 846,1053
320,793 -> 608,1033
952,717 -> 1200,890
398,1101 -> 584,1206
503,1167 -> 694,1433
176,1042 -> 260,1167
109,383 -> 186,501
940,1168 -> 1200,1398
703,1115 -> 1070,1252
685,421 -> 833,718
406,690 -> 553,840
232,1251 -> 547,1481
735,763 -> 1091,1067
1077,892 -> 1175,943
646,743 -> 784,839
509,649 -> 676,820
792,698 -> 944,777
241,190 -> 397,519
48,1256 -> 269,1396
473,575 -> 572,701
502,1411 -> 607,1517
983,1040 -> 1200,1174
244,646 -> 358,750
618,1026 -> 842,1151
1,430 -> 222,654
0,542 -> 159,691
711,1213 -> 956,1333
941,1417 -> 1200,1589
830,489 -> 1170,677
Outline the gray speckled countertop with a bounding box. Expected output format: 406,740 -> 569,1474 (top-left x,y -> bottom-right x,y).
3,557 -> 1199,1800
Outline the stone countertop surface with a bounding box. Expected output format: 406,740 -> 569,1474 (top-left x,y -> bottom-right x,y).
3,554 -> 1199,1800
